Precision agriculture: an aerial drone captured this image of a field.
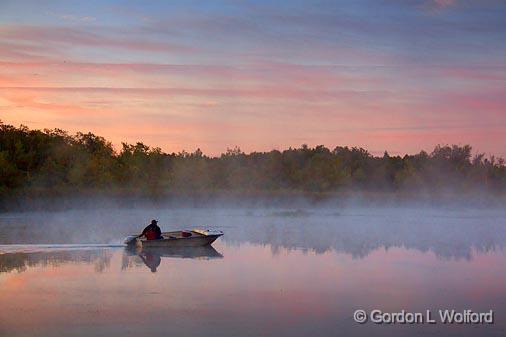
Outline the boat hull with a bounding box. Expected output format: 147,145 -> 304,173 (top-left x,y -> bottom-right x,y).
135,232 -> 222,248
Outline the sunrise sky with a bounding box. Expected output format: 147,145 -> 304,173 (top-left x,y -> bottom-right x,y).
1,0 -> 505,156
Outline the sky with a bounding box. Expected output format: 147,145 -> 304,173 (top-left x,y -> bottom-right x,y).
0,0 -> 505,156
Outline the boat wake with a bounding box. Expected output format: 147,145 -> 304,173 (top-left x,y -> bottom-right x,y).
0,243 -> 125,254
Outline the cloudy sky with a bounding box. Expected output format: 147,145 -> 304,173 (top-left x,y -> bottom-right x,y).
1,0 -> 505,156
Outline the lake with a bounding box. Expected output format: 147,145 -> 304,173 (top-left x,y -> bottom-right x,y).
1,207 -> 505,337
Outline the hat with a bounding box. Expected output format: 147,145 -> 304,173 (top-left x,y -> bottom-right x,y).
151,219 -> 158,224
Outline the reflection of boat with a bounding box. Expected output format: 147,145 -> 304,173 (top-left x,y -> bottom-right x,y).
125,245 -> 223,259
122,245 -> 223,272
125,229 -> 223,248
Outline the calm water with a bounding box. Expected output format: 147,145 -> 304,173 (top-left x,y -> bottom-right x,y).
0,207 -> 505,337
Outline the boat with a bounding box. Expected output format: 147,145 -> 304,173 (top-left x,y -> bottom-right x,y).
124,229 -> 223,248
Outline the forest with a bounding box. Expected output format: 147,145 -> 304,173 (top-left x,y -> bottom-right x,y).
1,121 -> 505,208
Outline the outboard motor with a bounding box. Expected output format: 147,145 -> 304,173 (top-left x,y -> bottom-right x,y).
124,235 -> 138,246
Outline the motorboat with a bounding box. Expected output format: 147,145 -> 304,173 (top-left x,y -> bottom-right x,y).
124,229 -> 223,248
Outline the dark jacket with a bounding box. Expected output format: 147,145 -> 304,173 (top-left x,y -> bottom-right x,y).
141,223 -> 162,239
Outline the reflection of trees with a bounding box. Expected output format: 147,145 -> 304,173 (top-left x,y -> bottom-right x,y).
0,249 -> 113,274
223,211 -> 506,260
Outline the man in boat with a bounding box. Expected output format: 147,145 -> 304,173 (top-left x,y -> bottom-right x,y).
141,219 -> 163,240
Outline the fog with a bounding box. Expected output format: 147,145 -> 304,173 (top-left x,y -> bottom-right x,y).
1,203 -> 505,260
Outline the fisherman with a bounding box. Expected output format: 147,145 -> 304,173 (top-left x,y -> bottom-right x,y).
141,219 -> 163,240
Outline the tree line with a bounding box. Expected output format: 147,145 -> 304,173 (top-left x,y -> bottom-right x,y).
1,121 -> 505,206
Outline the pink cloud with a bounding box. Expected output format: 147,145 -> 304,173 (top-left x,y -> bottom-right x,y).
1,56 -> 504,158
440,66 -> 506,82
0,61 -> 385,90
0,25 -> 194,54
432,0 -> 456,9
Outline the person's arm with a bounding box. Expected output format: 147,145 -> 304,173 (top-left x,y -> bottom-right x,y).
140,225 -> 150,237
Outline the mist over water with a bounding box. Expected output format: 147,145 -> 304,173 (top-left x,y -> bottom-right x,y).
1,204 -> 505,258
1,204 -> 505,337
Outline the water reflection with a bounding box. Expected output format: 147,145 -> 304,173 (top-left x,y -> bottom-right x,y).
0,245 -> 223,274
0,230 -> 505,336
138,250 -> 161,272
223,218 -> 505,260
0,248 -> 114,274
122,246 -> 223,272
